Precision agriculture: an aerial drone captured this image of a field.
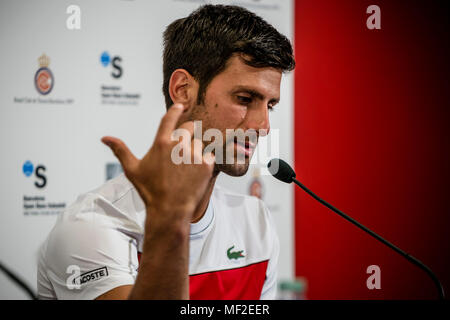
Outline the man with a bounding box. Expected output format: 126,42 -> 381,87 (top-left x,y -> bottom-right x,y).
37,4 -> 295,300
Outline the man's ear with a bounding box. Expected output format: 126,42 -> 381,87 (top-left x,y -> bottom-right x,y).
168,69 -> 198,111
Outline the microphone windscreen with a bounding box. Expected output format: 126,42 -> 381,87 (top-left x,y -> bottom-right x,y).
267,158 -> 296,183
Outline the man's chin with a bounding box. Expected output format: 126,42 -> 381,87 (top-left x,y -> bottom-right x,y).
215,163 -> 250,177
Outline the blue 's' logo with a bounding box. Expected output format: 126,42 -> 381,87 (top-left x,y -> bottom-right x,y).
23,161 -> 34,177
22,160 -> 47,188
100,51 -> 122,78
100,51 -> 111,67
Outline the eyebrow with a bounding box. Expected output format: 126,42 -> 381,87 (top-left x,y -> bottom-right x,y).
231,86 -> 280,105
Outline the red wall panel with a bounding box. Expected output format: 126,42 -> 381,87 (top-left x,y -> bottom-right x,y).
294,0 -> 449,299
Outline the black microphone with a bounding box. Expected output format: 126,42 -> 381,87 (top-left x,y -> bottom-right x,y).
267,158 -> 445,300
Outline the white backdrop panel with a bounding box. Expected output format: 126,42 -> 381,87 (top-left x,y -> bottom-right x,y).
0,0 -> 294,299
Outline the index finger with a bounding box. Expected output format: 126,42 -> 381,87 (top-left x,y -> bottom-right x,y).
155,103 -> 186,140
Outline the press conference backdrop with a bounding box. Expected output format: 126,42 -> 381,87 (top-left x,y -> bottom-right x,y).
0,0 -> 295,299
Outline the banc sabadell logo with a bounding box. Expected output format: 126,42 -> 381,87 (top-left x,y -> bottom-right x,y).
34,54 -> 54,95
100,51 -> 123,78
23,160 -> 47,188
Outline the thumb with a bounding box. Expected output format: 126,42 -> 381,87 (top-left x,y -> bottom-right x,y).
101,136 -> 139,176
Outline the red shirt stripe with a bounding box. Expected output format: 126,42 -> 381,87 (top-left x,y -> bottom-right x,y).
189,260 -> 269,300
137,253 -> 269,300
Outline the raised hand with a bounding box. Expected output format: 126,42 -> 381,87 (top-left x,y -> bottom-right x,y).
101,103 -> 215,227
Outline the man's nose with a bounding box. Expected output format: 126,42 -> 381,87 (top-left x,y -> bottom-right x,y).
244,104 -> 270,137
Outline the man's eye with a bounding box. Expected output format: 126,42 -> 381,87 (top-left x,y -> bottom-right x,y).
237,96 -> 252,104
268,104 -> 276,112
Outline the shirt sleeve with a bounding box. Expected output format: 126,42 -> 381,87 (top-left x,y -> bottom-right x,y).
40,212 -> 139,300
259,201 -> 280,300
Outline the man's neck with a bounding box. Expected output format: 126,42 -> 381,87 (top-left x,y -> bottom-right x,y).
190,173 -> 218,224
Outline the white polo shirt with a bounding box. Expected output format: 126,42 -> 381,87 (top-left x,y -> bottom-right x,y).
37,173 -> 279,300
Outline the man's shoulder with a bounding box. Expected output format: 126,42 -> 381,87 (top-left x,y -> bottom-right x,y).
46,174 -> 145,241
66,174 -> 144,218
89,173 -> 135,204
38,174 -> 144,294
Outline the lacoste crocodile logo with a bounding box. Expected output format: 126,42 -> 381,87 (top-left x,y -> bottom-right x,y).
227,245 -> 245,260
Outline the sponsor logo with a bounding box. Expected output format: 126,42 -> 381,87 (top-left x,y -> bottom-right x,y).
106,162 -> 123,181
71,267 -> 109,286
22,160 -> 66,216
99,51 -> 141,106
100,51 -> 123,78
227,245 -> 245,260
249,168 -> 263,199
34,54 -> 54,95
22,160 -> 34,177
13,54 -> 74,105
22,160 -> 46,188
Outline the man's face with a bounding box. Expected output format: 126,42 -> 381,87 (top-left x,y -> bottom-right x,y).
191,54 -> 282,177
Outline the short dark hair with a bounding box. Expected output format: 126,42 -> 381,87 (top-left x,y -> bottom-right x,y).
162,4 -> 295,109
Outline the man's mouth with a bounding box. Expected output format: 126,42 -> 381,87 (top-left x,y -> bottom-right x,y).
234,137 -> 256,157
